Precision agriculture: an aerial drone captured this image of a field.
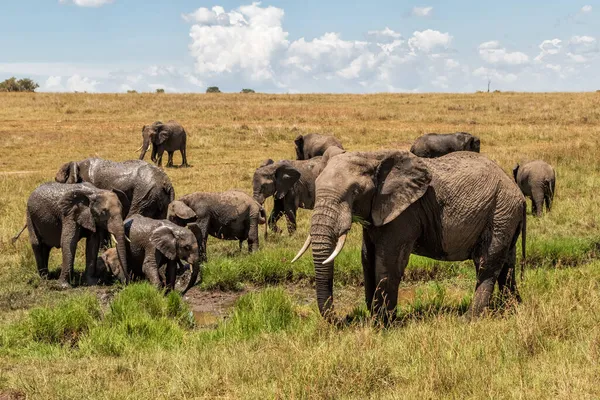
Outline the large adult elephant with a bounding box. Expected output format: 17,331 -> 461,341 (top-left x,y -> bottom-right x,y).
55,158 -> 174,219
513,160 -> 556,217
98,215 -> 200,294
167,190 -> 266,261
410,132 -> 480,158
13,183 -> 129,287
293,150 -> 526,323
139,120 -> 189,168
252,157 -> 325,234
294,133 -> 344,160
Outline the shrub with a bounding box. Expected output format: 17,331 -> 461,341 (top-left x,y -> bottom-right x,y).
0,77 -> 39,92
241,88 -> 255,93
156,88 -> 165,93
127,90 -> 138,94
206,86 -> 221,93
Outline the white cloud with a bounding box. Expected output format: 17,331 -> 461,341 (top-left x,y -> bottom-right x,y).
478,41 -> 529,65
59,0 -> 114,7
581,5 -> 592,13
408,29 -> 452,53
411,6 -> 433,17
445,59 -> 460,69
66,75 -> 98,92
367,27 -> 402,39
569,35 -> 598,55
535,39 -> 562,61
44,76 -> 63,90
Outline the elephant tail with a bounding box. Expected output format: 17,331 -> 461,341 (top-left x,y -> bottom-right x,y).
520,202 -> 527,281
12,223 -> 27,244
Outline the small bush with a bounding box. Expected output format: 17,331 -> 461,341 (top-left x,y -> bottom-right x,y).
241,88 -> 255,93
156,88 -> 165,93
206,86 -> 221,93
0,77 -> 39,92
127,90 -> 138,94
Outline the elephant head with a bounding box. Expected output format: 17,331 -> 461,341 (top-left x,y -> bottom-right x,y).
59,188 -> 130,283
97,248 -> 125,283
150,224 -> 201,294
294,135 -> 306,160
139,121 -> 166,161
55,161 -> 81,184
292,151 -> 431,318
457,132 -> 480,153
167,200 -> 198,226
252,159 -> 302,205
512,164 -> 520,182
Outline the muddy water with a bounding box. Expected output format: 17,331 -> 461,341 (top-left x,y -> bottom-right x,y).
192,311 -> 219,327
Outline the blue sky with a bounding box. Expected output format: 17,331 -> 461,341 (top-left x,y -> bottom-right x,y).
1,1 -> 599,92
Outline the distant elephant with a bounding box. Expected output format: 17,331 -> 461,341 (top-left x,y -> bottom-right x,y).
292,151 -> 526,323
139,120 -> 189,167
410,132 -> 480,158
513,160 -> 556,217
55,158 -> 174,219
294,133 -> 344,160
99,215 -> 201,293
13,183 -> 130,287
252,157 -> 325,234
167,190 -> 266,261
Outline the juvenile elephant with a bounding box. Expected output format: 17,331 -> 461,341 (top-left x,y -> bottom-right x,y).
55,158 -> 174,219
14,183 -> 130,287
293,151 -> 526,322
410,132 -> 480,158
252,157 -> 324,234
95,215 -> 200,292
513,160 -> 556,217
139,120 -> 189,167
167,191 -> 266,261
294,133 -> 344,160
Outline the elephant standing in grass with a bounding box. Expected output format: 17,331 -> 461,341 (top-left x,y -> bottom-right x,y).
294,133 -> 344,160
292,151 -> 526,323
167,190 -> 266,262
55,158 -> 175,219
139,120 -> 189,168
13,183 -> 130,288
99,215 -> 200,293
410,132 -> 480,158
252,157 -> 325,235
513,160 -> 556,217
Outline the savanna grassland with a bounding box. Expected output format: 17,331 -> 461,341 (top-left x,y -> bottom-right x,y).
0,92 -> 600,399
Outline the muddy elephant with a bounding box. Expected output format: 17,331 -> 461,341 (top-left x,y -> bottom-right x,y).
294,133 -> 344,160
513,160 -> 556,217
293,150 -> 526,323
99,215 -> 201,293
167,190 -> 266,261
410,132 -> 480,158
139,120 -> 189,167
55,158 -> 174,219
13,183 -> 130,288
252,156 -> 325,234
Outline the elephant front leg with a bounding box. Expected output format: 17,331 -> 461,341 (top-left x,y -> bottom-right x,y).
155,147 -> 165,167
371,242 -> 411,324
283,197 -> 297,235
84,234 -> 101,286
361,230 -> 377,313
59,224 -> 80,288
268,199 -> 285,233
142,252 -> 163,289
165,259 -> 177,291
247,221 -> 260,254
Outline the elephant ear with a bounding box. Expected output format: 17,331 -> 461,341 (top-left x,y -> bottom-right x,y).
150,226 -> 177,260
371,152 -> 432,227
168,201 -> 197,223
259,159 -> 274,168
55,161 -> 79,184
512,164 -> 520,182
59,190 -> 96,232
294,135 -> 305,160
112,189 -> 131,219
275,163 -> 301,199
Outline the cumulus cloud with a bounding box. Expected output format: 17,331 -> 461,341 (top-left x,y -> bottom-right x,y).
408,29 -> 452,53
411,6 -> 433,17
581,5 -> 592,13
59,0 -> 114,7
478,41 -> 529,66
66,75 -> 99,92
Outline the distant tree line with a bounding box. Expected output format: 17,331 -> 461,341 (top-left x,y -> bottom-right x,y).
0,77 -> 39,92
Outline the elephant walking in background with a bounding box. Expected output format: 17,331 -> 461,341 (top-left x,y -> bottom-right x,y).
14,183 -> 130,287
410,132 -> 480,158
98,215 -> 200,293
293,151 -> 526,323
252,157 -> 325,234
139,120 -> 189,168
294,133 -> 344,160
513,160 -> 556,217
167,190 -> 266,261
55,158 -> 175,219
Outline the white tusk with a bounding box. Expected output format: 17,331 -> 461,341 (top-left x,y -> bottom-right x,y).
135,145 -> 143,152
110,234 -> 118,245
124,234 -> 131,243
322,234 -> 347,265
291,235 -> 312,263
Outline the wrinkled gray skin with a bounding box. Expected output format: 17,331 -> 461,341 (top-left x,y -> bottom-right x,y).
294,133 -> 344,160
513,160 -> 556,217
23,182 -> 129,288
300,150 -> 526,323
100,215 -> 200,293
252,157 -> 324,234
167,190 -> 266,262
55,158 -> 174,219
410,132 -> 480,158
140,120 -> 189,168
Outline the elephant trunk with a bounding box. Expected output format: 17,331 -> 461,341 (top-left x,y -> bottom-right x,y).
108,218 -> 129,284
139,138 -> 150,161
182,259 -> 201,295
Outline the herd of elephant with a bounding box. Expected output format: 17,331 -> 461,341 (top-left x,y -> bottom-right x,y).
13,121 -> 557,323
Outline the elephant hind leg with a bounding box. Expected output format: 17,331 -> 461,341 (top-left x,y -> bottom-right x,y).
166,151 -> 174,168
32,243 -> 51,278
180,147 -> 189,167
497,244 -> 521,305
531,187 -> 545,217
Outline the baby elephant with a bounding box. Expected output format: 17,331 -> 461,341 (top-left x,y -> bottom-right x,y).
513,160 -> 556,217
167,191 -> 266,260
112,215 -> 201,293
410,132 -> 480,158
139,120 -> 189,168
294,133 -> 344,160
